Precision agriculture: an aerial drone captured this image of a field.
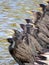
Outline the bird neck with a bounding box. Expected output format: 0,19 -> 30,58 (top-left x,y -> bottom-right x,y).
10,40 -> 15,49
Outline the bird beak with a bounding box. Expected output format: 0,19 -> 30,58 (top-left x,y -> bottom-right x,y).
37,7 -> 42,11
26,11 -> 33,14
37,8 -> 43,13
29,23 -> 35,27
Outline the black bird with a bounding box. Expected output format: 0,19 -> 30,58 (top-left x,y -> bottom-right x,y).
25,19 -> 46,53
20,22 -> 46,54
25,18 -> 49,51
47,1 -> 49,4
39,4 -> 46,18
27,11 -> 42,24
7,29 -> 48,65
39,3 -> 49,36
39,3 -> 49,16
29,10 -> 49,48
7,29 -> 36,65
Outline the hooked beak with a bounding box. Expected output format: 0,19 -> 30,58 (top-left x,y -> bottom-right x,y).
26,11 -> 34,14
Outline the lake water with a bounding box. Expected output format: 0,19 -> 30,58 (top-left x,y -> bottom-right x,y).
0,0 -> 49,65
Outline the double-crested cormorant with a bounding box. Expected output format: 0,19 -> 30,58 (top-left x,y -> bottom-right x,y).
20,23 -> 38,56
25,19 -> 48,50
27,11 -> 42,24
39,3 -> 49,36
29,10 -> 49,48
20,22 -> 48,64
20,20 -> 45,54
7,29 -> 47,65
39,4 -> 46,17
7,29 -> 37,65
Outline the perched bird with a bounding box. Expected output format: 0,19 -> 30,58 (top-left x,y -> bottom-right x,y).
39,4 -> 46,17
39,3 -> 49,20
7,29 -> 47,65
25,19 -> 48,51
20,23 -> 38,56
20,23 -> 48,65
29,10 -> 49,48
39,3 -> 49,36
27,11 -> 42,24
7,29 -> 37,65
20,20 -> 45,54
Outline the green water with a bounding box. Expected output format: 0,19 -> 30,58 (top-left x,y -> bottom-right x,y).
0,0 -> 47,65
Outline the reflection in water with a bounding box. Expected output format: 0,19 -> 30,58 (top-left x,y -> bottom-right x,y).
0,0 -> 48,65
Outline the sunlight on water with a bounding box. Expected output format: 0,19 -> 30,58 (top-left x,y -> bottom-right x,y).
0,0 -> 48,65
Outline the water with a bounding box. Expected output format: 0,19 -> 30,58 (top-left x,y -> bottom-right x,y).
0,0 -> 48,65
